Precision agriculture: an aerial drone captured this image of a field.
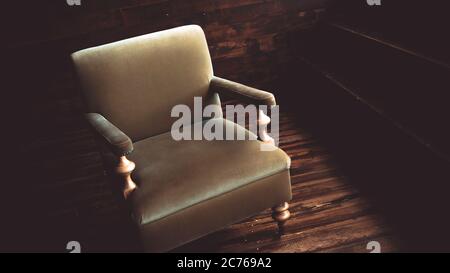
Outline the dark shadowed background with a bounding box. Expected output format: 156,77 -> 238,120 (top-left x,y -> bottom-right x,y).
4,0 -> 450,252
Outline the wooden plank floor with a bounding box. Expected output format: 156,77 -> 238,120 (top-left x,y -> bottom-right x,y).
18,99 -> 400,252
173,106 -> 399,253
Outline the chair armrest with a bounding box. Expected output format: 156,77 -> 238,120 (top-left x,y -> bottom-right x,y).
85,113 -> 133,156
210,76 -> 277,148
209,76 -> 276,106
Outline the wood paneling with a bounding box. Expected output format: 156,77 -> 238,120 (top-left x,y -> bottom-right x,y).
9,0 -> 326,88
329,0 -> 450,65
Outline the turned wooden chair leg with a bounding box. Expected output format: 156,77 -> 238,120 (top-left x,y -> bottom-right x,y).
116,156 -> 137,199
258,109 -> 275,145
272,202 -> 290,234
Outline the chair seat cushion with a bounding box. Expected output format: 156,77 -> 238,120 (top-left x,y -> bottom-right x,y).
128,118 -> 291,251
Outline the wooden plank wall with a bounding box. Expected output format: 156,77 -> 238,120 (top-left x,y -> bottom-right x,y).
9,0 -> 327,86
5,0 -> 329,251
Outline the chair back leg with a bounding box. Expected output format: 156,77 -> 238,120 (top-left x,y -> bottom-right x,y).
272,202 -> 291,234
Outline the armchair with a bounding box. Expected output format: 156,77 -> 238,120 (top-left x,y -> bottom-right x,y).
72,25 -> 292,252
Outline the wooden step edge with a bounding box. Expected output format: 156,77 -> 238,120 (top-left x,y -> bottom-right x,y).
328,22 -> 450,70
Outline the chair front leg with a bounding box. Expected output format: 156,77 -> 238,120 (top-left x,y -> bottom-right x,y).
258,109 -> 275,145
116,156 -> 137,199
272,202 -> 291,234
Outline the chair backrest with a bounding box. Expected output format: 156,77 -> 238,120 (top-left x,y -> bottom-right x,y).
72,25 -> 214,141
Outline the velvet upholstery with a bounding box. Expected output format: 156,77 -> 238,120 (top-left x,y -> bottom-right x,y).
72,25 -> 214,141
129,119 -> 291,223
139,171 -> 291,252
85,113 -> 133,156
210,76 -> 277,106
72,25 -> 292,252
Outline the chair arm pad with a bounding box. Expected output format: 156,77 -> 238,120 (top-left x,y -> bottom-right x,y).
85,113 -> 133,156
210,76 -> 276,106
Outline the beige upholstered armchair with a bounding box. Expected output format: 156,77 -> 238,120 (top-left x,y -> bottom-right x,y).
71,25 -> 292,252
